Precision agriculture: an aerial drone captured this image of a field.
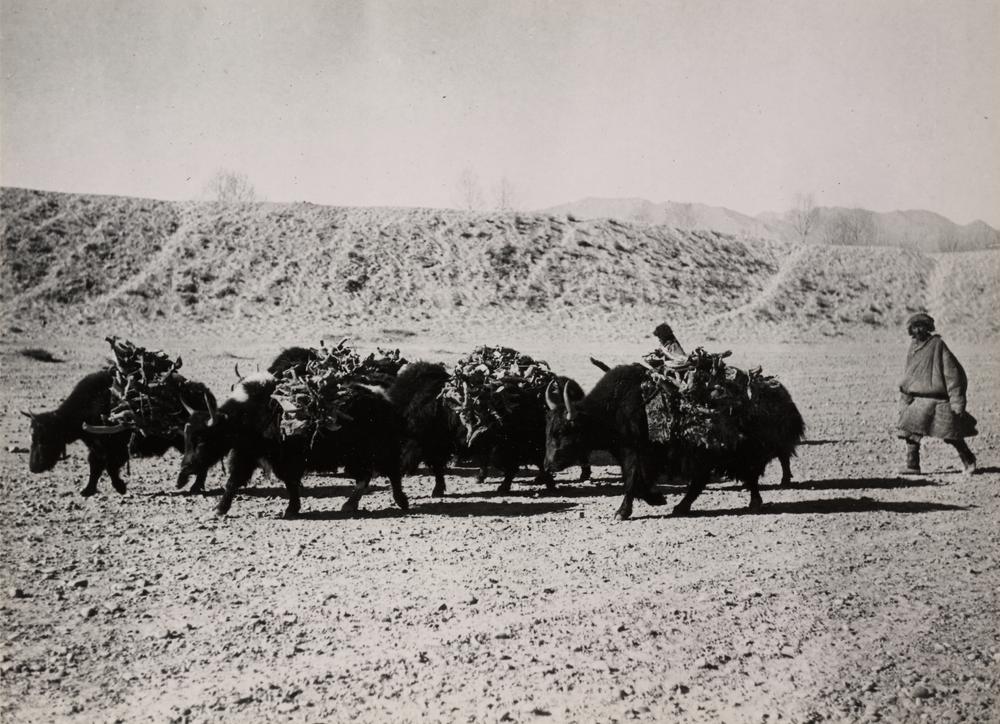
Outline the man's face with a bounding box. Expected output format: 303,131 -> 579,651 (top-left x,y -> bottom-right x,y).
908,323 -> 932,341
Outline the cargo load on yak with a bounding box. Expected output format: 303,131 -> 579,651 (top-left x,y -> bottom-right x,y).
441,346 -> 554,444
101,336 -> 210,439
271,339 -> 407,443
641,347 -> 784,451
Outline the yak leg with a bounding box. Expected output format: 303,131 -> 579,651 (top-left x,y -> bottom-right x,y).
430,459 -> 447,498
638,455 -> 666,506
577,454 -> 592,483
614,449 -> 644,521
216,453 -> 256,517
672,469 -> 709,517
388,470 -> 409,511
342,473 -> 373,513
98,440 -> 129,496
778,453 -> 793,486
81,449 -> 103,497
534,467 -> 556,491
496,466 -> 515,493
281,474 -> 302,519
189,470 -> 208,495
743,475 -> 764,513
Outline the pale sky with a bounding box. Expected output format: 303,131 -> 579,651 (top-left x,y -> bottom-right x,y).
2,0 -> 998,225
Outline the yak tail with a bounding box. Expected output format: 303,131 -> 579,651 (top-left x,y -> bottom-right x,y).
590,357 -> 611,372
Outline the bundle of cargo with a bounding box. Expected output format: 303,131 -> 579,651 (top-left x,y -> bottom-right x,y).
441,346 -> 554,441
101,336 -> 211,439
641,346 -> 781,451
271,340 -> 407,444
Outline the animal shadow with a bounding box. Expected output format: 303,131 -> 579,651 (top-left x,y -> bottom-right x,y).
160,483 -> 385,500
413,500 -> 576,517
647,496 -> 970,519
730,477 -> 941,492
446,479 -> 636,500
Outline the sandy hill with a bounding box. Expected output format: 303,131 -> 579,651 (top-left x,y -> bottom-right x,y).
2,187 -> 997,342
543,197 -> 1000,253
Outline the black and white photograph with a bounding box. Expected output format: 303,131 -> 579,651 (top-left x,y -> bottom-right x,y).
1,1 -> 998,721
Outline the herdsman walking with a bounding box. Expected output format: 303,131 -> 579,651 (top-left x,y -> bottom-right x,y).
896,312 -> 978,475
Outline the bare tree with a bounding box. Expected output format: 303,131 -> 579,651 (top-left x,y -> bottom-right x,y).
822,208 -> 877,246
788,193 -> 819,243
494,176 -> 516,211
457,167 -> 483,211
204,169 -> 257,203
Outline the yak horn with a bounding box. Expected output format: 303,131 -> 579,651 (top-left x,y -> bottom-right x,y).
563,382 -> 576,421
82,422 -> 131,435
20,410 -> 35,420
545,379 -> 561,410
180,397 -> 197,416
234,363 -> 245,381
205,393 -> 217,426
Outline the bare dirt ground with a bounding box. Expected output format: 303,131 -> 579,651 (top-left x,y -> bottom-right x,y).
1,333 -> 998,723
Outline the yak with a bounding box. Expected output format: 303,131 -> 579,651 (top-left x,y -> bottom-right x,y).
23,370 -> 130,497
180,373 -> 408,518
545,363 -> 805,519
24,369 -> 218,496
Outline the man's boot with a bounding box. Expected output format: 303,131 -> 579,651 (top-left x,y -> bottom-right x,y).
948,440 -> 977,475
899,440 -> 921,475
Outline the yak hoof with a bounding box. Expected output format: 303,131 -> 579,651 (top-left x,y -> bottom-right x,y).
578,466 -> 592,483
215,501 -> 232,517
394,493 -> 410,511
779,477 -> 793,486
79,486 -> 98,498
614,504 -> 632,521
671,505 -> 691,517
496,483 -> 512,494
281,508 -> 300,520
341,499 -> 360,514
642,489 -> 667,506
748,498 -> 763,514
431,486 -> 445,498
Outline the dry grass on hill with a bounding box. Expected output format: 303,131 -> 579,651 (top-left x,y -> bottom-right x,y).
2,187 -> 997,342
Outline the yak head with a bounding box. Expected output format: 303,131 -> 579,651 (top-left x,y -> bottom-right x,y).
179,394 -> 230,485
22,410 -> 67,473
543,378 -> 586,473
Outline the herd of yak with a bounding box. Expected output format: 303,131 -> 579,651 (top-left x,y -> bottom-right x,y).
20,339 -> 805,521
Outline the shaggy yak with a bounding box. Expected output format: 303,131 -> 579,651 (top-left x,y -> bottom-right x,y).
25,370 -> 217,496
584,357 -> 803,486
180,372 -> 408,519
544,364 -> 804,520
23,371 -> 130,497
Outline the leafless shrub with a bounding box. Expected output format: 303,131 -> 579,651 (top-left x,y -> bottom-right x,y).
204,169 -> 257,204
788,193 -> 819,243
457,167 -> 483,211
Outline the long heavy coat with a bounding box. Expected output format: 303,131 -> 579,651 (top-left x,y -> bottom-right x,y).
897,335 -> 977,440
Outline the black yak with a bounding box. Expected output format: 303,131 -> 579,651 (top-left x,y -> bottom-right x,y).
180,373 -> 408,518
23,370 -> 130,497
544,365 -> 667,520
546,362 -> 804,519
389,361 -> 466,497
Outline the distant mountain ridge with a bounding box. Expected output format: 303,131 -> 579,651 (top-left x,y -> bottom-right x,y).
540,197 -> 1000,253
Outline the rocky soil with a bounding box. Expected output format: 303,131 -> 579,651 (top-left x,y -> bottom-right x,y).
1,333 -> 997,723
